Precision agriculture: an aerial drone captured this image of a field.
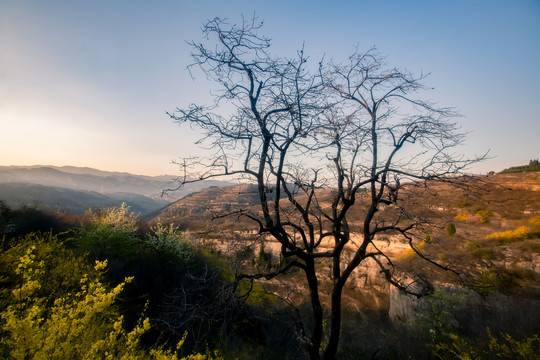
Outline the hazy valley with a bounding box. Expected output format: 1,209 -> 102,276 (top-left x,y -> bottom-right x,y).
0,165 -> 230,215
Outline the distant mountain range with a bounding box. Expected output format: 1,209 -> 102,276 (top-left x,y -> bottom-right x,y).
0,166 -> 230,215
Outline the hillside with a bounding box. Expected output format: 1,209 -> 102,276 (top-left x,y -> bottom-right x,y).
500,159 -> 540,174
2,171 -> 538,359
152,172 -> 540,292
155,173 -> 540,229
0,166 -> 231,215
153,183 -> 264,230
0,183 -> 170,215
0,166 -> 181,199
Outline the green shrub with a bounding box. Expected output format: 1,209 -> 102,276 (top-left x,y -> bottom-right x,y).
236,279 -> 278,308
470,247 -> 496,260
145,222 -> 195,266
257,241 -> 272,265
76,224 -> 140,258
432,328 -> 540,360
76,203 -> 141,259
447,223 -> 456,237
474,208 -> 492,224
515,240 -> 540,254
415,289 -> 465,345
474,269 -> 502,296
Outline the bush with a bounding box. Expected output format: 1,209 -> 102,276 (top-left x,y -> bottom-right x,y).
515,240 -> 540,254
447,223 -> 457,237
0,232 -> 94,311
474,208 -> 492,224
485,226 -> 540,243
474,269 -> 502,296
454,208 -> 491,224
76,203 -> 141,259
471,247 -> 496,260
0,242 -> 200,359
0,234 -> 217,360
85,202 -> 139,232
485,216 -> 540,244
432,329 -> 540,360
396,240 -> 428,263
145,222 -> 195,266
528,215 -> 540,228
414,289 -> 465,345
454,212 -> 470,222
0,204 -> 65,240
72,206 -> 238,353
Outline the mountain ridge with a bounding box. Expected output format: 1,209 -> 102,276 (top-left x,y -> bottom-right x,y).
0,165 -> 231,216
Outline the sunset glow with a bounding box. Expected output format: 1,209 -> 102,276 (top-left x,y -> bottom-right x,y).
1,0 -> 539,175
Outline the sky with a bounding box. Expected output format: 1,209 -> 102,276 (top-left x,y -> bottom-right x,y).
1,0 -> 539,176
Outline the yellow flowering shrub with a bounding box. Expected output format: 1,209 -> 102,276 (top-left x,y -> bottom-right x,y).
0,232 -> 95,312
396,240 -> 427,262
0,242 -> 219,360
485,226 -> 540,244
528,215 -> 540,228
454,212 -> 471,222
484,216 -> 540,244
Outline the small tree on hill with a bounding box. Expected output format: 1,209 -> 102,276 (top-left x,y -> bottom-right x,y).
168,17 -> 483,360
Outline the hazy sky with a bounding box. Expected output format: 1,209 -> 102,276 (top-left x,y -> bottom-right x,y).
1,0 -> 539,176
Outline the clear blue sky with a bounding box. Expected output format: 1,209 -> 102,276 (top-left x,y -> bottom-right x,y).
1,0 -> 539,176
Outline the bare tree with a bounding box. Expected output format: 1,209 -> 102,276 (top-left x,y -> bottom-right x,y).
168,17 -> 483,360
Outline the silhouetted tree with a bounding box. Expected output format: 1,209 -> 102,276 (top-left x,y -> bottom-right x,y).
168,17 -> 483,360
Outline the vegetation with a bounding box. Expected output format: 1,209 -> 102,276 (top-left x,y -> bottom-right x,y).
447,223 -> 457,237
0,203 -> 309,359
501,159 -> 540,173
485,216 -> 540,243
0,187 -> 539,359
432,329 -> 540,360
0,234 -> 216,359
0,205 -> 231,358
454,207 -> 492,224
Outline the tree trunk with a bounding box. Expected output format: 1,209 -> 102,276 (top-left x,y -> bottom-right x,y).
323,283 -> 343,360
305,259 -> 323,360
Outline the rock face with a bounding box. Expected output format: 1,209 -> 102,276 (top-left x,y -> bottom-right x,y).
389,286 -> 425,325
